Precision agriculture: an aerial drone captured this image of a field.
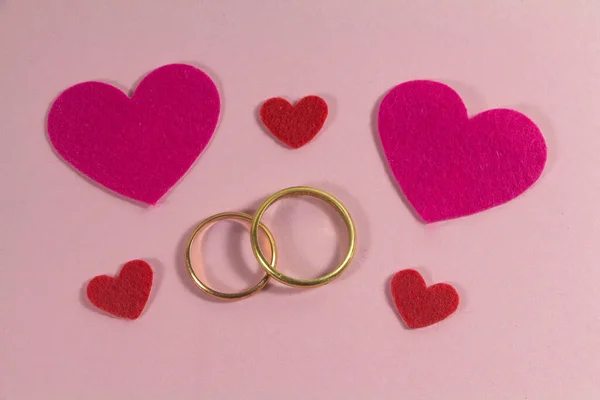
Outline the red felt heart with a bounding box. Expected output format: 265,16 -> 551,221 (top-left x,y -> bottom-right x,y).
260,96 -> 328,148
86,260 -> 153,320
390,269 -> 459,329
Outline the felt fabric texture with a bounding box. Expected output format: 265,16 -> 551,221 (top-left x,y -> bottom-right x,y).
390,269 -> 459,329
377,80 -> 547,223
260,96 -> 328,148
86,260 -> 153,320
47,63 -> 220,205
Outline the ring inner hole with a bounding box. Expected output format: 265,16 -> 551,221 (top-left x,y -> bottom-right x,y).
189,218 -> 273,293
264,194 -> 348,280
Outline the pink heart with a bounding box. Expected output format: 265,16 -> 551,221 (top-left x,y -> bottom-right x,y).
378,80 -> 547,223
47,63 -> 220,205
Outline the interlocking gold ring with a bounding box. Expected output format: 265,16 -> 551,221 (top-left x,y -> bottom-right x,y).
250,186 -> 356,288
186,212 -> 277,300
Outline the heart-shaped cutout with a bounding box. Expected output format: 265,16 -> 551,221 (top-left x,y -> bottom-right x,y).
47,63 -> 220,205
86,260 -> 153,319
378,80 -> 547,223
260,96 -> 328,148
390,269 -> 459,329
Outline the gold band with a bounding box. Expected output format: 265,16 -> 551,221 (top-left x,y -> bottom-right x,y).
186,212 -> 277,300
250,186 -> 356,288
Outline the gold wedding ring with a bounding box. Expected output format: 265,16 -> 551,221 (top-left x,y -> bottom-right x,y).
185,187 -> 356,300
185,212 -> 277,300
250,186 -> 356,288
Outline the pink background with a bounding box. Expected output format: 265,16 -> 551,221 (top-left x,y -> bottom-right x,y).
2,1 -> 600,399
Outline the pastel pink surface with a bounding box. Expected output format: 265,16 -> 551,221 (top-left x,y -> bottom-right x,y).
378,80 -> 547,223
47,63 -> 220,205
3,2 -> 600,400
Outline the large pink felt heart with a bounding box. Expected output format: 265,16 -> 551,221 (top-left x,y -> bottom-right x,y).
47,63 -> 220,205
378,80 -> 547,223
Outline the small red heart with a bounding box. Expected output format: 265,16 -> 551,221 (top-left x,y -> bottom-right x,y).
260,96 -> 328,149
86,260 -> 153,320
390,269 -> 459,329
